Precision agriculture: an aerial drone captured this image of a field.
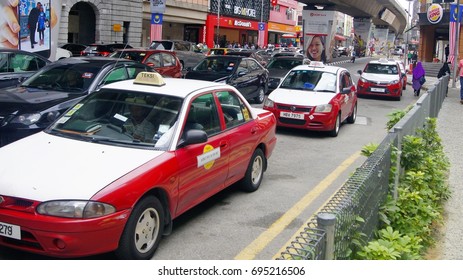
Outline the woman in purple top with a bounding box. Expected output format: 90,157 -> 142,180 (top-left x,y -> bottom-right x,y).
412,61 -> 426,97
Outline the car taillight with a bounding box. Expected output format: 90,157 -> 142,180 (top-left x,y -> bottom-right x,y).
101,52 -> 111,56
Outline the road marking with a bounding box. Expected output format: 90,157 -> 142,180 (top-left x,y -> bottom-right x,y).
234,152 -> 362,260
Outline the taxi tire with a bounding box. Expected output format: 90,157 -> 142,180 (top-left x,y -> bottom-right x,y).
254,87 -> 265,104
329,113 -> 341,137
346,103 -> 357,124
239,148 -> 265,192
115,196 -> 165,260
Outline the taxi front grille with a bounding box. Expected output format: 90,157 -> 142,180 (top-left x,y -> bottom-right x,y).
0,195 -> 36,213
0,231 -> 44,252
277,105 -> 312,112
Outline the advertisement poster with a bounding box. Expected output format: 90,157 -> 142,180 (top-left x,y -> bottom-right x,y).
302,10 -> 335,63
1,0 -> 61,60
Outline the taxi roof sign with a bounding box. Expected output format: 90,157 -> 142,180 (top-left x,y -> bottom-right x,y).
134,72 -> 166,86
308,61 -> 324,67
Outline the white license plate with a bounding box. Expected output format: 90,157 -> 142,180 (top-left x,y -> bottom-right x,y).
280,111 -> 305,120
0,221 -> 21,240
371,87 -> 385,93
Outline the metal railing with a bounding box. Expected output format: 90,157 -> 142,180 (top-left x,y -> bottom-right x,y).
276,74 -> 450,260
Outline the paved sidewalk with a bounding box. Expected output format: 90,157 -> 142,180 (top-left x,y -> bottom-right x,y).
430,80 -> 463,259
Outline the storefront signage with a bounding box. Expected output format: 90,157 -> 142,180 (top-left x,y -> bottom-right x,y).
150,0 -> 166,14
427,4 -> 443,24
234,6 -> 257,18
234,20 -> 252,28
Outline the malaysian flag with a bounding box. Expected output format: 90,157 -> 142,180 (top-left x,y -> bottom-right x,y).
449,4 -> 463,65
258,22 -> 266,48
151,13 -> 163,41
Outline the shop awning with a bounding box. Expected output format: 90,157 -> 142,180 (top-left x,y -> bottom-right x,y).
334,34 -> 346,41
281,33 -> 297,38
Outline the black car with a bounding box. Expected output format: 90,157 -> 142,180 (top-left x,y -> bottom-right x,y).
81,43 -> 133,57
0,48 -> 51,89
184,55 -> 269,104
266,56 -> 310,93
0,57 -> 154,146
59,43 -> 88,56
225,50 -> 268,67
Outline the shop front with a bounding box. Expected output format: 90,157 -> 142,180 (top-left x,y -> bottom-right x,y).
268,22 -> 297,47
205,14 -> 266,48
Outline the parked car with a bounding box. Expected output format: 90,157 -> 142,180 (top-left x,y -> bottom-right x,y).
263,61 -> 358,137
0,48 -> 51,89
271,51 -> 304,58
356,58 -> 403,100
55,47 -> 73,60
335,46 -> 348,57
206,48 -> 233,56
185,55 -> 269,104
149,40 -> 205,70
266,56 -> 310,93
110,48 -> 182,78
225,50 -> 268,67
0,72 -> 277,259
59,43 -> 88,56
395,60 -> 408,90
0,57 -> 154,146
81,43 -> 133,57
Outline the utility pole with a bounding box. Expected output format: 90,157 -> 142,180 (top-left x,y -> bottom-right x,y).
452,0 -> 461,88
217,0 -> 220,48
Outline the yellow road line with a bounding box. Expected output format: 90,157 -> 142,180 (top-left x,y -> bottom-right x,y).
234,152 -> 362,260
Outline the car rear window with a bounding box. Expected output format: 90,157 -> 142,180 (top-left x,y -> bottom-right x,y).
150,41 -> 174,51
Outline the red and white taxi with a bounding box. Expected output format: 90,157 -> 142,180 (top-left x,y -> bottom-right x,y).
356,58 -> 403,100
0,72 -> 277,259
263,62 -> 357,137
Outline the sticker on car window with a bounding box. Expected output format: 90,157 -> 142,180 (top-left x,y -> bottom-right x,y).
197,144 -> 220,170
65,103 -> 83,116
82,72 -> 94,78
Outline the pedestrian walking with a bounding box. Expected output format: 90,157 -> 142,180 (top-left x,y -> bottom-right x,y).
407,51 -> 412,65
445,44 -> 449,63
456,58 -> 463,104
412,61 -> 426,97
350,48 -> 356,63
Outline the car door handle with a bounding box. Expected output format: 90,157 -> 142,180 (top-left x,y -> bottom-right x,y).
220,141 -> 228,149
251,127 -> 258,134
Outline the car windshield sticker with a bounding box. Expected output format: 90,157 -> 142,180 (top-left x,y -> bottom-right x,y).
242,107 -> 250,121
197,144 -> 220,170
55,116 -> 70,124
82,72 -> 94,79
65,103 -> 83,116
113,113 -> 128,123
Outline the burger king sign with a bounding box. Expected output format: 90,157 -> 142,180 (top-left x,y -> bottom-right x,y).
427,4 -> 443,24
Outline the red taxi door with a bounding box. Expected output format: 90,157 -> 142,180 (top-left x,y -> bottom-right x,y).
215,90 -> 261,187
174,93 -> 230,216
339,71 -> 355,120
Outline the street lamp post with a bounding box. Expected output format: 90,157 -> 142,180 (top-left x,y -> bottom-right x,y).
217,0 -> 220,47
404,0 -> 413,68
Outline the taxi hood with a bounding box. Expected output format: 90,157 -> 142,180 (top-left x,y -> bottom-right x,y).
269,88 -> 337,106
361,73 -> 400,83
0,132 -> 163,201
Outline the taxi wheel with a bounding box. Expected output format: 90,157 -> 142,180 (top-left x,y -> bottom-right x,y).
115,196 -> 165,260
346,103 -> 357,124
254,87 -> 265,104
239,148 -> 265,192
329,113 -> 341,137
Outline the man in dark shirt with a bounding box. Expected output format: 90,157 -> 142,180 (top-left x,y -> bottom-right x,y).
445,44 -> 449,63
27,2 -> 42,48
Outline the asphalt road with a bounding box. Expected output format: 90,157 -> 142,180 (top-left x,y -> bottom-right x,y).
0,56 -> 416,260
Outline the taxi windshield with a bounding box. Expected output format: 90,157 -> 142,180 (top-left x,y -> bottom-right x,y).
47,89 -> 183,150
364,63 -> 398,75
280,70 -> 336,92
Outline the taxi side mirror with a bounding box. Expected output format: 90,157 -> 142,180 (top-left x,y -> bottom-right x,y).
178,129 -> 207,148
341,87 -> 351,94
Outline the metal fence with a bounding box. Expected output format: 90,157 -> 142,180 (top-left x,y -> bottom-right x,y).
276,75 -> 450,260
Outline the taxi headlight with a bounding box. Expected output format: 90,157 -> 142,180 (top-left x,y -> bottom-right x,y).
11,113 -> 41,125
263,97 -> 274,108
37,200 -> 116,218
388,79 -> 399,85
359,77 -> 367,83
314,104 -> 332,113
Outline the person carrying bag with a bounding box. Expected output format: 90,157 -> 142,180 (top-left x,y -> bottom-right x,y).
412,61 -> 426,97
